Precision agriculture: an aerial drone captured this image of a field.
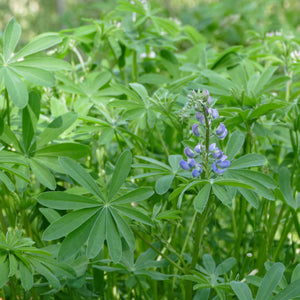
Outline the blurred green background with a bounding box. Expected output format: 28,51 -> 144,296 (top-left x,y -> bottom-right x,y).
1,0 -> 300,45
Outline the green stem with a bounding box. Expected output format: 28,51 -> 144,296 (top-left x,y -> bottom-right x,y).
180,211 -> 197,258
5,89 -> 10,127
273,210 -> 293,261
155,125 -> 169,156
268,204 -> 285,246
235,197 -> 247,267
133,229 -> 185,273
132,50 -> 138,81
0,204 -> 7,233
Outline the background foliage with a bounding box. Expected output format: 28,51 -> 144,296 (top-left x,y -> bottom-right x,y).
0,0 -> 300,299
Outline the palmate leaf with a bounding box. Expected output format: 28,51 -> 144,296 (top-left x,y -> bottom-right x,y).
38,152 -> 153,263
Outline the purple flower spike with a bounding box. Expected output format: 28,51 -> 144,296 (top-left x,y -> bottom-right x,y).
188,158 -> 196,168
209,143 -> 216,152
180,160 -> 191,170
192,123 -> 200,137
194,143 -> 202,153
216,123 -> 226,135
192,169 -> 201,177
196,112 -> 205,125
217,160 -> 230,168
184,147 -> 195,158
208,108 -> 219,119
218,128 -> 228,140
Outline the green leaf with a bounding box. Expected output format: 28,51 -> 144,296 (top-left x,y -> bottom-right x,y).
216,257 -> 236,276
3,18 -> 22,62
29,158 -> 56,190
12,32 -> 62,61
37,112 -> 78,147
12,66 -> 55,87
155,174 -> 174,195
39,208 -> 61,223
230,281 -> 253,300
34,143 -> 89,159
11,57 -> 71,71
226,131 -> 245,160
42,207 -> 99,240
168,155 -> 182,171
0,171 -> 15,191
58,214 -> 97,261
59,157 -> 104,201
291,263 -> 300,282
0,260 -> 9,288
3,67 -> 28,108
108,150 -> 132,199
238,187 -> 259,209
106,210 -> 122,263
255,262 -> 284,300
273,279 -> 300,300
86,209 -> 106,259
212,184 -> 232,208
19,261 -> 33,291
253,66 -> 277,96
129,83 -> 148,103
194,184 -> 211,213
230,154 -> 266,169
226,169 -> 274,200
111,188 -> 154,204
279,167 -> 295,209
9,253 -> 17,277
22,91 -> 40,151
110,208 -> 135,250
203,254 -> 215,274
30,259 -> 60,290
37,191 -> 101,210
213,179 -> 254,189
116,206 -> 153,226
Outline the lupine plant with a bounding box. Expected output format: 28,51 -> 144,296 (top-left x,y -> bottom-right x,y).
0,1 -> 300,299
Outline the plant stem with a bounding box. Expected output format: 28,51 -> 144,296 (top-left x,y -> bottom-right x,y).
132,50 -> 138,81
133,229 -> 185,273
5,89 -> 10,127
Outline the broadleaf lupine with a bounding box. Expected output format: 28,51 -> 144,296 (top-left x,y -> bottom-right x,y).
180,89 -> 230,178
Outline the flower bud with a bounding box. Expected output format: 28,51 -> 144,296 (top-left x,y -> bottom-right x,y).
192,169 -> 201,177
218,128 -> 228,140
180,160 -> 191,170
216,123 -> 226,135
208,108 -> 219,119
217,160 -> 230,168
188,158 -> 196,168
209,143 -> 216,152
196,112 -> 205,125
184,147 -> 195,158
212,149 -> 223,159
194,143 -> 202,153
192,123 -> 200,137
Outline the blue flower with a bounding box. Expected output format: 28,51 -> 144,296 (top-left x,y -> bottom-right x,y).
192,123 -> 201,137
216,123 -> 228,139
180,160 -> 191,170
184,147 -> 195,158
196,112 -> 205,125
188,158 -> 196,168
211,159 -> 230,175
209,143 -> 216,152
194,143 -> 202,153
208,108 -> 219,119
192,169 -> 201,177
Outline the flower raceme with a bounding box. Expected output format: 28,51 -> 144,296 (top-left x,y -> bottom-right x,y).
179,89 -> 230,178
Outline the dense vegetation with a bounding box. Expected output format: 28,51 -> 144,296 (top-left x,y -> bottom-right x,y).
0,0 -> 299,299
